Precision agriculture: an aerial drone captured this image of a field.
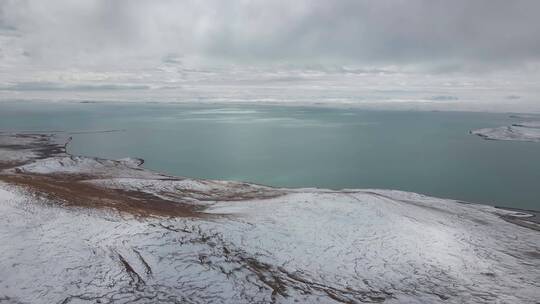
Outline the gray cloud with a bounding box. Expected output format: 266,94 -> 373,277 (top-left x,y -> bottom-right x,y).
428,96 -> 459,101
1,0 -> 540,69
1,0 -> 540,113
0,82 -> 150,91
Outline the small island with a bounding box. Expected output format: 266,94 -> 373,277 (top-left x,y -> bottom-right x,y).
472,121 -> 540,142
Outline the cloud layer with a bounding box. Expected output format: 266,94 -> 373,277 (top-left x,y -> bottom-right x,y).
1,0 -> 540,111
2,0 -> 540,68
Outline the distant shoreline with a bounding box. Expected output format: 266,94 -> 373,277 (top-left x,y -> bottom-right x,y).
3,98 -> 540,115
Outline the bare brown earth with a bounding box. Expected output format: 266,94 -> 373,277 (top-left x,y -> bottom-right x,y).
0,174 -> 206,218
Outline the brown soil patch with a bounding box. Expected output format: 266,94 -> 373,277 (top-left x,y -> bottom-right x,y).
0,174 -> 207,218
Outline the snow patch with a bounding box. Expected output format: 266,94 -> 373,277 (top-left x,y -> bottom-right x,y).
471,123 -> 540,142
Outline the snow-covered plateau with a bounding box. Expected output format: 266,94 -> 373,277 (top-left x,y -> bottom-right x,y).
0,132 -> 539,304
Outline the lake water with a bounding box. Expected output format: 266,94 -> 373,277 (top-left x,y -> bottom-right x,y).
1,101 -> 539,211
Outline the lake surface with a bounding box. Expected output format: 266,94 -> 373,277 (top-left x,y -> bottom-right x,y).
1,101 -> 539,211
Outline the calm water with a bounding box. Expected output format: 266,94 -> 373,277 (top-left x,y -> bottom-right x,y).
1,101 -> 539,211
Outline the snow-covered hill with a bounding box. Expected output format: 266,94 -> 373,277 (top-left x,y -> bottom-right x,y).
0,133 -> 538,303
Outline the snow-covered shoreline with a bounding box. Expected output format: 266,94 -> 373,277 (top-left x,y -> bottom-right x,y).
1,132 -> 539,303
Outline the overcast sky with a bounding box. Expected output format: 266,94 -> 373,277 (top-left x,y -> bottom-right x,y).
1,0 -> 540,111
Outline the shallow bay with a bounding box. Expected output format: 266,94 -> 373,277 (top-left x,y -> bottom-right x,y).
1,101 -> 539,210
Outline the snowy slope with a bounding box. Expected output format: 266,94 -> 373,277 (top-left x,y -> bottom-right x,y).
1,182 -> 539,304
0,132 -> 539,303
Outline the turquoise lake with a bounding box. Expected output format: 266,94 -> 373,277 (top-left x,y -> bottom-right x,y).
1,101 -> 539,211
